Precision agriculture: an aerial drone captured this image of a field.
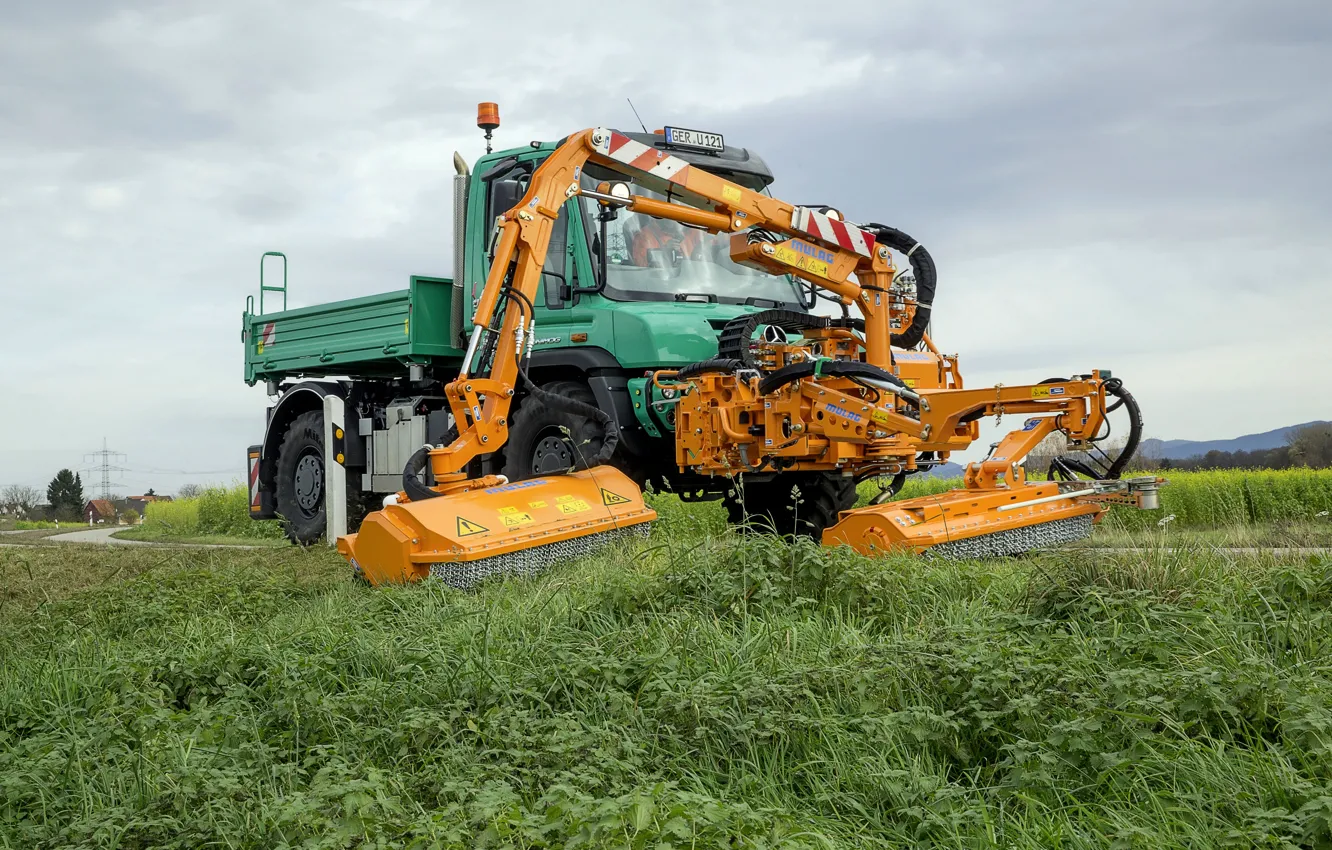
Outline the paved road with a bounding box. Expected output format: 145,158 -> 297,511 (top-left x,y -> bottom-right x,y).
0,526 -> 263,549
48,526 -> 153,545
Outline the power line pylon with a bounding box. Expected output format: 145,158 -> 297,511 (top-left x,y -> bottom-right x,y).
83,438 -> 128,501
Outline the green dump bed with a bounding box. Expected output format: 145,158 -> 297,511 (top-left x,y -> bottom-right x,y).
243,275 -> 463,385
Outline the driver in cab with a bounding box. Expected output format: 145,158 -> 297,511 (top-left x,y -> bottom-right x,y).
631,216 -> 704,267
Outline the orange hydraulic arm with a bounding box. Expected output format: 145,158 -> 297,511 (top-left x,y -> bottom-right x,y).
426,127 -> 912,485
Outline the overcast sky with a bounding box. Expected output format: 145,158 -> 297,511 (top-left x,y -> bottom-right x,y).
2,0 -> 1329,496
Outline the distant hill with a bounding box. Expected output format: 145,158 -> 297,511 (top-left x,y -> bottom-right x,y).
1141,421 -> 1329,461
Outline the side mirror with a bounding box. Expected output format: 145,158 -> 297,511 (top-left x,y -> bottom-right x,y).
489,177 -> 525,220
479,155 -> 520,182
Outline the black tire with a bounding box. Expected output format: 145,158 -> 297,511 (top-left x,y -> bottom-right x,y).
723,472 -> 858,539
502,381 -> 606,481
274,409 -> 374,545
275,411 -> 327,545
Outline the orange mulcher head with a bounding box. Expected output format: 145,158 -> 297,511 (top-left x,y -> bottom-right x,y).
823,477 -> 1163,559
338,466 -> 655,588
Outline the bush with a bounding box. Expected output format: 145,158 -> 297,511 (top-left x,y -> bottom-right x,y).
143,486 -> 284,540
13,520 -> 61,530
854,474 -> 964,508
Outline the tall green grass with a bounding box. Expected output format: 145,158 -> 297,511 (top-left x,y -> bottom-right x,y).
1105,468 -> 1332,530
142,485 -> 285,540
3,538 -> 1332,847
859,468 -> 1332,530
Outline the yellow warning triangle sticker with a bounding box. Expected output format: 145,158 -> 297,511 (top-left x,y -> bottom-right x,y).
456,516 -> 488,537
600,488 -> 631,507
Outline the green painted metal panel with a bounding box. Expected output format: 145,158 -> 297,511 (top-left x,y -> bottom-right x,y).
626,377 -> 661,437
608,301 -> 750,369
242,277 -> 463,385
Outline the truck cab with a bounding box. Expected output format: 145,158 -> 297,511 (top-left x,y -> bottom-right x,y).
243,128 -> 814,543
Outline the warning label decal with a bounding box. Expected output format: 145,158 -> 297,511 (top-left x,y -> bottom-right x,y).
456,517 -> 488,537
600,488 -> 631,507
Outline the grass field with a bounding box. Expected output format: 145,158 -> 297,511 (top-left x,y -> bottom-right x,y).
114,526 -> 291,547
4,490 -> 1332,848
0,526 -> 90,544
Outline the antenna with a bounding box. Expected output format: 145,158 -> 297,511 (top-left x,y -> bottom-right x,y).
626,98 -> 648,134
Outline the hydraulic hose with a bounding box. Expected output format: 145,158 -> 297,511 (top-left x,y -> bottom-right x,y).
517,365 -> 620,466
863,224 -> 936,349
1048,377 -> 1143,481
715,310 -> 865,370
676,358 -> 746,380
402,446 -> 440,501
758,359 -> 906,396
1101,378 -> 1142,478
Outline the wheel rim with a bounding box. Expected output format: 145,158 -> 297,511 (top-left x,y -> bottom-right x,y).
531,428 -> 576,474
294,450 -> 324,516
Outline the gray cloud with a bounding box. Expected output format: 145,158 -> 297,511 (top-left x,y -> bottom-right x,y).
1,0 -> 1329,494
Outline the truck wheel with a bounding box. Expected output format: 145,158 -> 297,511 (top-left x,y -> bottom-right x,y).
275,411 -> 327,544
502,381 -> 605,481
273,410 -> 374,544
723,472 -> 857,539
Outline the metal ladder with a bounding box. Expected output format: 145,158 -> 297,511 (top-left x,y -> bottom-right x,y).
249,251 -> 287,315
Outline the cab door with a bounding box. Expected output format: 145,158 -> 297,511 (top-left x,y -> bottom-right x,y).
465,151 -> 596,342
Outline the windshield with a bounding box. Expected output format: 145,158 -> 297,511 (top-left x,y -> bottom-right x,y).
579,175 -> 805,307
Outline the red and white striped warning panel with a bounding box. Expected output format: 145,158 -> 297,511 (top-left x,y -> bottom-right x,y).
791,207 -> 876,258
249,451 -> 262,512
593,130 -> 694,186
261,322 -> 276,348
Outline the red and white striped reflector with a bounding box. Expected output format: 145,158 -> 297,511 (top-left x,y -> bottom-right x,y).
590,128 -> 878,261
791,207 -> 876,258
249,451 -> 261,511
594,130 -> 694,186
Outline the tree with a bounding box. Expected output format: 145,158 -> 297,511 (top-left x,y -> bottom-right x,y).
145,488 -> 157,497
1288,423 -> 1332,469
177,483 -> 203,500
120,509 -> 140,525
1021,433 -> 1068,477
46,470 -> 84,521
1,484 -> 41,517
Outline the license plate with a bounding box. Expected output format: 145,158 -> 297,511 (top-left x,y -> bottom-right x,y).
663,126 -> 724,153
